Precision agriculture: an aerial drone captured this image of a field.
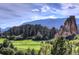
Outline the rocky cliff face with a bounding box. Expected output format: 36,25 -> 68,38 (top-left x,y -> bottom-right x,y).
55,16 -> 78,38
64,16 -> 77,34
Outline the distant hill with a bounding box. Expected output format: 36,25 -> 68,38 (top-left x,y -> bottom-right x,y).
1,27 -> 10,32
23,18 -> 66,29
1,18 -> 79,32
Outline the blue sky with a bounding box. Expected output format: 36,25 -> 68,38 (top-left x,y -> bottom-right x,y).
0,3 -> 79,29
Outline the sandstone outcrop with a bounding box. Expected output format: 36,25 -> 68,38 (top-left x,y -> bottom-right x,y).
55,16 -> 78,38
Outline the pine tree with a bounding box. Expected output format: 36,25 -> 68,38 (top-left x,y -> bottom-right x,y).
31,48 -> 36,55
51,37 -> 66,55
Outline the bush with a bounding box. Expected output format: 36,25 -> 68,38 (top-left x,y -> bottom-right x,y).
26,48 -> 31,55
15,35 -> 23,40
9,43 -> 14,49
0,43 -> 3,49
15,50 -> 25,55
33,35 -> 43,41
7,36 -> 15,40
31,49 -> 36,55
38,44 -> 51,55
51,37 -> 66,55
0,47 -> 15,55
38,48 -> 44,55
2,39 -> 10,48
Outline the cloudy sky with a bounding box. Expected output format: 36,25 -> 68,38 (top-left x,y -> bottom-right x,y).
0,3 -> 79,28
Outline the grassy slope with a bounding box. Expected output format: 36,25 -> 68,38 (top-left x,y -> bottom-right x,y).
12,40 -> 42,51
0,38 -> 42,51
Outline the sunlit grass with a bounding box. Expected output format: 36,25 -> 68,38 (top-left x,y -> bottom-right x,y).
0,38 -> 6,43
12,40 -> 42,51
0,38 -> 42,51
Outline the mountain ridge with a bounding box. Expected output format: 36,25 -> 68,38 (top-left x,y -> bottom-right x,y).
1,18 -> 79,32
23,18 -> 66,29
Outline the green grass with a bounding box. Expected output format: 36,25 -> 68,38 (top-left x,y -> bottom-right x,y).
0,38 -> 6,43
0,38 -> 42,51
12,40 -> 42,51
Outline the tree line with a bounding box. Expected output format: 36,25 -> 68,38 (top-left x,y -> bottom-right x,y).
3,24 -> 57,40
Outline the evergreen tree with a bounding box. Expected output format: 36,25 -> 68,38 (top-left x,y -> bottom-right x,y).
26,48 -> 31,55
2,39 -> 10,48
51,37 -> 66,55
31,48 -> 36,55
9,43 -> 14,49
4,24 -> 57,40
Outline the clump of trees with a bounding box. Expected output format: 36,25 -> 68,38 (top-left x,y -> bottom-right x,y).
51,37 -> 67,55
0,39 -> 16,55
0,47 -> 15,55
32,31 -> 49,41
50,36 -> 79,55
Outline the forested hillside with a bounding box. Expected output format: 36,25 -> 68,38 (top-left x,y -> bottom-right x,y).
3,24 -> 57,40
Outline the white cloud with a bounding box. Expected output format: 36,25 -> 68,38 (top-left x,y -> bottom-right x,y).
40,3 -> 79,18
55,3 -> 79,17
41,5 -> 50,12
31,3 -> 79,21
45,15 -> 57,19
31,14 -> 57,20
32,9 -> 40,12
31,4 -> 58,20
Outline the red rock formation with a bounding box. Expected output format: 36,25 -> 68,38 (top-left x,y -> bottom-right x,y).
64,16 -> 77,34
55,16 -> 78,38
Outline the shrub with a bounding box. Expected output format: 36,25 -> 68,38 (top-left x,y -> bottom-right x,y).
38,48 -> 44,55
15,35 -> 23,40
0,47 -> 15,55
7,36 -> 15,40
38,44 -> 51,55
9,43 -> 14,49
51,37 -> 66,55
33,35 -> 43,41
31,49 -> 36,55
0,43 -> 3,49
26,48 -> 31,55
42,35 -> 49,40
15,50 -> 25,55
2,39 -> 10,48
